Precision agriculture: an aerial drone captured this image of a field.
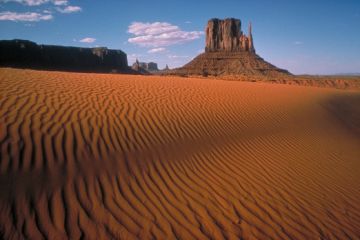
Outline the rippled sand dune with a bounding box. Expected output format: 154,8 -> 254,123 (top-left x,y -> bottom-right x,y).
0,68 -> 359,239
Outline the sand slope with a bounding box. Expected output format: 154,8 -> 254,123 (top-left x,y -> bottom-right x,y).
0,68 -> 359,239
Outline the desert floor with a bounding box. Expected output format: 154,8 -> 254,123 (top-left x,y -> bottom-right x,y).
0,68 -> 359,239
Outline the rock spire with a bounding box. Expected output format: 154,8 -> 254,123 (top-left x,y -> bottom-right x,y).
205,18 -> 255,53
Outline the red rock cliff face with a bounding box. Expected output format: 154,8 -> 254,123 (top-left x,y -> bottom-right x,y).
0,39 -> 131,73
205,18 -> 255,53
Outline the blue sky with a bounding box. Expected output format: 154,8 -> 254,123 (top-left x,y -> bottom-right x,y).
0,0 -> 359,74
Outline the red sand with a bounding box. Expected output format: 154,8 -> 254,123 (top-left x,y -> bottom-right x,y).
1,68 -> 359,239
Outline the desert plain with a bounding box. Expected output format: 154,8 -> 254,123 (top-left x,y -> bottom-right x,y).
0,67 -> 360,239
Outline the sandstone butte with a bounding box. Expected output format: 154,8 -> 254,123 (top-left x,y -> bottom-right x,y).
171,18 -> 291,77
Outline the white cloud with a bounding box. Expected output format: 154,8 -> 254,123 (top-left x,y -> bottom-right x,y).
129,22 -> 179,36
293,41 -> 303,45
79,37 -> 96,43
0,11 -> 52,21
128,21 -> 203,47
52,0 -> 67,5
167,54 -> 189,59
148,47 -> 166,53
1,0 -> 49,5
185,21 -> 191,24
1,0 -> 68,6
56,5 -> 81,13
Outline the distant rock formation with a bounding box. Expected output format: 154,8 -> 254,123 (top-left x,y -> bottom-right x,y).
0,39 -> 133,73
170,18 -> 290,77
140,62 -> 159,72
143,62 -> 159,72
131,59 -> 151,75
131,59 -> 141,71
154,64 -> 171,74
173,52 -> 290,77
205,18 -> 254,53
132,60 -> 160,74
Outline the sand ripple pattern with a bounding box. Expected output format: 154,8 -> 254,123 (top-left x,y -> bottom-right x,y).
1,68 -> 360,239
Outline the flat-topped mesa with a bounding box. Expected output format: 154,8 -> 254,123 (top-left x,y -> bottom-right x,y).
205,18 -> 255,53
0,39 -> 133,73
